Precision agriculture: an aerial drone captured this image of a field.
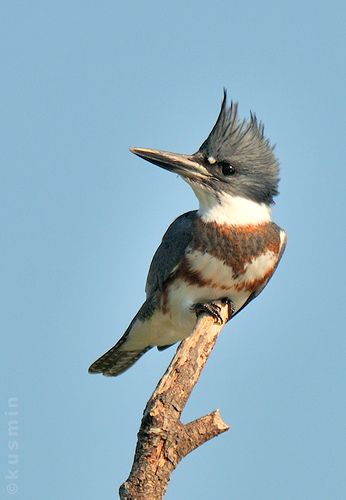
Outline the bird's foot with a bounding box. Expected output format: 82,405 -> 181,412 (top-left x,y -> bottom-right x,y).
193,298 -> 234,324
193,301 -> 223,324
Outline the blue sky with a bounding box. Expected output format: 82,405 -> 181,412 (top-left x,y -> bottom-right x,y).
1,1 -> 345,499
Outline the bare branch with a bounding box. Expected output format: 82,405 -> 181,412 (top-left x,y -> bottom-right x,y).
119,302 -> 231,500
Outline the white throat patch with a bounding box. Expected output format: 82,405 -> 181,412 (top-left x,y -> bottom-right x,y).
192,186 -> 272,225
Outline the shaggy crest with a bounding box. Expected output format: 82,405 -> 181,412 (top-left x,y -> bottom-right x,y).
198,90 -> 280,204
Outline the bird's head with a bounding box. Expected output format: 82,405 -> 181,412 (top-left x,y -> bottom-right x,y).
130,91 -> 279,223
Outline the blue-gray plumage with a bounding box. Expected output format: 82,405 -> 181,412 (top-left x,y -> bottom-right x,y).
89,91 -> 286,377
146,212 -> 196,295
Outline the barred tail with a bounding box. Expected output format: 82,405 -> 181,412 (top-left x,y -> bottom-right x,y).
88,342 -> 151,377
89,298 -> 157,376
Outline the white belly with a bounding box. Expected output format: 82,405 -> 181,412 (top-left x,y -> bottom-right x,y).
175,249 -> 277,310
124,250 -> 277,350
123,307 -> 196,350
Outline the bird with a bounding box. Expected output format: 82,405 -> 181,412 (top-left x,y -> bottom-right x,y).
89,90 -> 286,377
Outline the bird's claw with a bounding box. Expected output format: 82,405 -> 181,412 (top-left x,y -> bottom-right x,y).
193,302 -> 223,324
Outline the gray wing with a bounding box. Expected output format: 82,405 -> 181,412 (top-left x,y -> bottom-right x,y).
145,210 -> 197,297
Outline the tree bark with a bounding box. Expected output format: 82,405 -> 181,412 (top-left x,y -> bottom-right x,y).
119,301 -> 231,500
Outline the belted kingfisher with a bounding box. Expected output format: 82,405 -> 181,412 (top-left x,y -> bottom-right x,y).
89,91 -> 286,377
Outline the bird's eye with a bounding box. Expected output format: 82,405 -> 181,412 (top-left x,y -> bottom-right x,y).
219,161 -> 236,176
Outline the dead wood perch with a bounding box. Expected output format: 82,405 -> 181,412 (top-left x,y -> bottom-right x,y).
119,301 -> 231,500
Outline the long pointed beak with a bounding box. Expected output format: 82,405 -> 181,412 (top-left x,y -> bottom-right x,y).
129,147 -> 210,181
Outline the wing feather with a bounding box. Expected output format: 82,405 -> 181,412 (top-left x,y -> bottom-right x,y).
145,211 -> 197,296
